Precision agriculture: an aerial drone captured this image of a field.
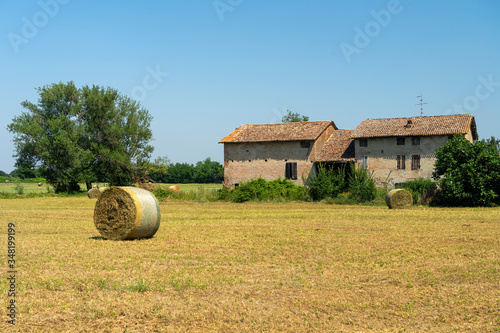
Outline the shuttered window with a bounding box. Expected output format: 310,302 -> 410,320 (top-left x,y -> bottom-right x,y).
397,155 -> 406,170
285,162 -> 298,180
411,155 -> 421,170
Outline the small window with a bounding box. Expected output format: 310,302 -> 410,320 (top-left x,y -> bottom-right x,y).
397,137 -> 405,145
285,162 -> 298,180
394,182 -> 403,188
300,141 -> 311,148
359,139 -> 368,147
359,155 -> 368,169
411,155 -> 420,170
412,137 -> 420,145
397,155 -> 406,170
265,159 -> 268,162
448,135 -> 454,140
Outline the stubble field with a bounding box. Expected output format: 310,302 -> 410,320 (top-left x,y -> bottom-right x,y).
0,197 -> 499,332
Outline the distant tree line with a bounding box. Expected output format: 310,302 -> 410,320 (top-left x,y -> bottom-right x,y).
144,157 -> 223,184
2,156 -> 224,185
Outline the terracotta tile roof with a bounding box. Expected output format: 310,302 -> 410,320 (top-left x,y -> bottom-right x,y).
219,121 -> 336,143
316,130 -> 356,162
351,114 -> 478,140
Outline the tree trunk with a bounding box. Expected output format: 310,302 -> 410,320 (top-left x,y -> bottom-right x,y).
86,182 -> 92,191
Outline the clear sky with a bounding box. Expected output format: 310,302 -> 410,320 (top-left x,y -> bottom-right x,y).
1,0 -> 499,173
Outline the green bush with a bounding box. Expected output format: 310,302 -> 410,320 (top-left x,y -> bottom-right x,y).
401,178 -> 437,205
348,166 -> 376,203
219,178 -> 310,203
433,135 -> 500,207
307,164 -> 346,201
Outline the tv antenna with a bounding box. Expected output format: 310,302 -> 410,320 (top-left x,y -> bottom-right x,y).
416,94 -> 427,116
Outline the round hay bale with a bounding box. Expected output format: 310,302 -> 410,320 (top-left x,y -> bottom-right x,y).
168,185 -> 181,194
93,186 -> 161,240
38,182 -> 42,186
88,188 -> 101,199
386,189 -> 413,209
5,180 -> 10,184
92,184 -> 98,189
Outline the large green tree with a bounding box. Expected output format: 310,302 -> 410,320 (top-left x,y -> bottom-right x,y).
432,135 -> 500,206
8,82 -> 154,192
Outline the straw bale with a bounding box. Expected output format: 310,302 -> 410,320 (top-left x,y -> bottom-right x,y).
168,185 -> 181,194
386,189 -> 412,209
93,186 -> 161,240
5,180 -> 10,184
88,188 -> 101,199
38,182 -> 42,186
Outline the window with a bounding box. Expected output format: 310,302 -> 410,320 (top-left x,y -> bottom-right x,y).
359,155 -> 368,169
411,155 -> 420,170
300,141 -> 311,148
359,139 -> 368,147
397,137 -> 405,145
412,136 -> 420,145
285,162 -> 298,180
397,155 -> 406,170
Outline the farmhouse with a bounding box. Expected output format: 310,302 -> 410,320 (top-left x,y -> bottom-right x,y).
350,114 -> 478,187
219,121 -> 356,187
219,114 -> 478,188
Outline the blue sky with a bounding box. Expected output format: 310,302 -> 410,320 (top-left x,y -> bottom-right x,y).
1,0 -> 499,173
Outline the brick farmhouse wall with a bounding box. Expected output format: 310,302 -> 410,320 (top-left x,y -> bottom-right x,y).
223,124 -> 335,187
354,129 -> 474,187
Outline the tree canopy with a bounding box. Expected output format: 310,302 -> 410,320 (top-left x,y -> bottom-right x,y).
432,135 -> 500,206
281,110 -> 309,123
8,82 -> 154,192
145,157 -> 224,184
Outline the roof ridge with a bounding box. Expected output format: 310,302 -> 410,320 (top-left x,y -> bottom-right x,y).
362,114 -> 473,121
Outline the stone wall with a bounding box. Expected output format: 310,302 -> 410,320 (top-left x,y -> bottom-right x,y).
354,135 -> 451,187
222,124 -> 334,187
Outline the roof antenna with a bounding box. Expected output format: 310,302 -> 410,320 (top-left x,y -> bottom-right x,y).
415,93 -> 428,116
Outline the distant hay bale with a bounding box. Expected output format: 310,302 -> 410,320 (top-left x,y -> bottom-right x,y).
38,182 -> 42,186
88,188 -> 101,199
93,186 -> 161,241
92,185 -> 98,189
168,185 -> 181,194
5,180 -> 10,184
386,189 -> 412,209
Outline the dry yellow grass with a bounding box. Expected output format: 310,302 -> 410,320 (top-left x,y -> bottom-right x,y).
0,198 -> 499,332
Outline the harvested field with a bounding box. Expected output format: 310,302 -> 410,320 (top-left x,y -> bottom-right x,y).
0,198 -> 498,332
